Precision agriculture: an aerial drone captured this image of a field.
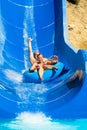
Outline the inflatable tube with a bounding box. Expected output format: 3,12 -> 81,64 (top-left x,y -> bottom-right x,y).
23,62 -> 64,83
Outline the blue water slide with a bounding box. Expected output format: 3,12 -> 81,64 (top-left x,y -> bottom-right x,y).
0,0 -> 87,119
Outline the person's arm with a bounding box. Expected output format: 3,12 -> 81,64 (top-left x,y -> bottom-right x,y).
28,38 -> 33,56
28,38 -> 36,64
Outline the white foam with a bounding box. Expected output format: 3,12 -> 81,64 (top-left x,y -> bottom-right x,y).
15,83 -> 47,104
23,2 -> 38,70
4,69 -> 22,83
85,62 -> 87,74
4,112 -> 78,130
15,85 -> 31,102
33,84 -> 48,94
0,15 -> 6,65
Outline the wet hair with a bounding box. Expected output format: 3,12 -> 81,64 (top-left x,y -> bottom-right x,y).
37,54 -> 43,58
34,52 -> 43,59
33,52 -> 40,58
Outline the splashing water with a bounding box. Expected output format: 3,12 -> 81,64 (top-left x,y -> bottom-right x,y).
0,112 -> 82,130
0,14 -> 6,65
3,69 -> 23,83
23,0 -> 38,70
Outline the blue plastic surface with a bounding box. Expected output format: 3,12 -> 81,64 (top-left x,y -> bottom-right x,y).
0,0 -> 87,119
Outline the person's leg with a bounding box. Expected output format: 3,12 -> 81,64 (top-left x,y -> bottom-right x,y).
29,63 -> 37,72
45,56 -> 58,65
44,65 -> 58,70
30,63 -> 44,80
38,66 -> 44,80
28,38 -> 36,65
